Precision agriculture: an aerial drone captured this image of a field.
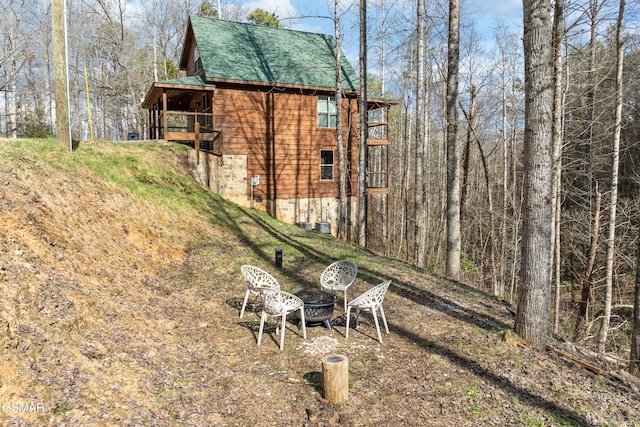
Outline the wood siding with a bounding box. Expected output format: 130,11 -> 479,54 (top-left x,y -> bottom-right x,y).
212,87 -> 359,201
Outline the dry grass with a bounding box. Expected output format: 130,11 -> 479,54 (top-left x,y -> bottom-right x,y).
0,138 -> 639,426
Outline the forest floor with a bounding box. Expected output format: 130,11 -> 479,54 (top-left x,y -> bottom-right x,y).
1,138 -> 639,426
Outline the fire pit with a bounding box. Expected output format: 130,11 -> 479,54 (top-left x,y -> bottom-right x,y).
294,288 -> 338,330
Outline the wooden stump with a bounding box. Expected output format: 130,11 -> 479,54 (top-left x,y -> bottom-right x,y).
322,354 -> 349,404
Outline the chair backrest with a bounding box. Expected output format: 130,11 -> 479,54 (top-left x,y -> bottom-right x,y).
241,265 -> 281,292
351,280 -> 391,308
320,260 -> 358,288
261,288 -> 304,315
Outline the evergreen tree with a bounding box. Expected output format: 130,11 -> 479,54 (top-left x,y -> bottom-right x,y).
246,8 -> 283,28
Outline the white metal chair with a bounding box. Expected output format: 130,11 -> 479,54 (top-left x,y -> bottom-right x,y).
320,260 -> 358,311
239,265 -> 280,318
345,280 -> 391,343
257,289 -> 307,351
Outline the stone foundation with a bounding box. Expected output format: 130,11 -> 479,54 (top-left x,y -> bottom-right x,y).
189,151 -> 248,206
187,149 -> 357,237
253,196 -> 358,237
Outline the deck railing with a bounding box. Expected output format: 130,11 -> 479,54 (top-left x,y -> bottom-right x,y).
157,111 -> 223,156
366,109 -> 390,194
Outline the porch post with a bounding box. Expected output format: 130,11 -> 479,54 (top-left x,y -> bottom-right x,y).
195,122 -> 200,165
162,90 -> 168,139
148,108 -> 153,140
155,101 -> 160,139
386,106 -> 390,188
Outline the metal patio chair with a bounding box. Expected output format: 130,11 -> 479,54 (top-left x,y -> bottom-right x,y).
257,289 -> 307,351
345,280 -> 391,343
239,265 -> 280,318
320,260 -> 358,311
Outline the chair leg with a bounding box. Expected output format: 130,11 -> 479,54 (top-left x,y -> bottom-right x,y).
345,306 -> 352,339
299,308 -> 307,339
372,307 -> 383,343
343,291 -> 348,312
279,314 -> 287,351
379,304 -> 389,335
257,311 -> 267,346
240,289 -> 251,318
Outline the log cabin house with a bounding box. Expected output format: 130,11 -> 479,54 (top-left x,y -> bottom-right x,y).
142,15 -> 397,237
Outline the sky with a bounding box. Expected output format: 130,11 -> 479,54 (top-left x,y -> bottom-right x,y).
235,0 -> 523,38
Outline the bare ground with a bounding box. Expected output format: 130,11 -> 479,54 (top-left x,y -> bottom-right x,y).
1,139 -> 639,426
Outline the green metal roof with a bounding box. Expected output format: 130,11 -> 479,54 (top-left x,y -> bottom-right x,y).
190,15 -> 359,91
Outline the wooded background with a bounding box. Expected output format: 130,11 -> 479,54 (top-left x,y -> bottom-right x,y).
2,0 -> 640,364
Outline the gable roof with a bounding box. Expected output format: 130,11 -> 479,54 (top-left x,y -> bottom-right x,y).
182,16 -> 359,91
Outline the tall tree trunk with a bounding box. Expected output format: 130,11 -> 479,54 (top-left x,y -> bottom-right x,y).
497,27 -> 511,299
415,0 -> 427,267
461,89 -> 498,294
36,0 -> 54,134
357,0 -> 368,247
551,0 -> 565,334
574,187 -> 601,341
9,76 -> 17,139
5,0 -> 19,139
446,0 -> 461,278
335,0 -> 347,240
380,0 -> 389,255
585,0 -> 599,283
396,103 -> 409,260
597,0 -> 625,355
500,85 -> 509,298
153,0 -> 158,82
460,86 -> 472,223
402,88 -> 413,261
515,0 -> 554,351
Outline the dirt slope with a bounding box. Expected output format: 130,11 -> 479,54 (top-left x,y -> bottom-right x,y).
1,139 -> 639,426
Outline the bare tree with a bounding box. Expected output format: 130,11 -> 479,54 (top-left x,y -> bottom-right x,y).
1,0 -> 32,138
335,0 -> 348,240
492,23 -> 524,300
574,187 -> 601,341
565,0 -> 606,343
597,0 -> 626,354
446,0 -> 461,278
20,0 -> 54,134
551,0 -> 565,334
515,0 -> 554,351
415,0 -> 427,266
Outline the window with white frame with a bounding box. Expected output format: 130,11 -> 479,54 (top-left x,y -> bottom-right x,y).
317,96 -> 336,128
320,150 -> 334,181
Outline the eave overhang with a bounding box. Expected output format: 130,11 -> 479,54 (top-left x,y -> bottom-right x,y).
141,76 -> 216,109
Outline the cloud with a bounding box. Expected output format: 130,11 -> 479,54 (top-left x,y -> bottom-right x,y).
242,0 -> 297,18
239,0 -> 331,33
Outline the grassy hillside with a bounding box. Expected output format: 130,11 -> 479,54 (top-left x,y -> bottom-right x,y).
1,138 -> 638,426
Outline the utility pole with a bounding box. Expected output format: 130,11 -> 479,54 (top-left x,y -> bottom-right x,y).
52,0 -> 72,150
